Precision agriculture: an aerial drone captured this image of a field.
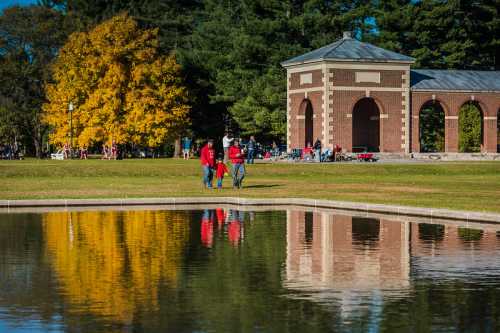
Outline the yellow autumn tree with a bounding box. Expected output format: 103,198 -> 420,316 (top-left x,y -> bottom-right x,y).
44,13 -> 190,148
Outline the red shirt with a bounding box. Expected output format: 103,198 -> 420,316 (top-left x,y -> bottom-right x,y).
228,146 -> 245,164
200,144 -> 215,167
216,162 -> 229,178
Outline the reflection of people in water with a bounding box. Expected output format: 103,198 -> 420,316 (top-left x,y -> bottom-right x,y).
216,208 -> 226,230
201,210 -> 214,248
227,210 -> 245,247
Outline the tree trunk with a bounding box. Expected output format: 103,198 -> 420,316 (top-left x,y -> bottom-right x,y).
173,137 -> 181,158
33,122 -> 44,159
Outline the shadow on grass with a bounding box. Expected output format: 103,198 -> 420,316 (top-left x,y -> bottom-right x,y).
243,184 -> 281,189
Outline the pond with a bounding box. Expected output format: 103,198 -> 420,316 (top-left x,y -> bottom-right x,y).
0,208 -> 499,332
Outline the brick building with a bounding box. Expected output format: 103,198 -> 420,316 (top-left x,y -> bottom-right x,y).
282,32 -> 500,154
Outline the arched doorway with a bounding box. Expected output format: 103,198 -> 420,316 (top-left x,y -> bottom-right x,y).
419,101 -> 445,152
299,99 -> 314,147
459,101 -> 483,152
352,98 -> 380,152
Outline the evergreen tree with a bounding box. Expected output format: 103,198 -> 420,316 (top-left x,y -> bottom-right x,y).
370,0 -> 415,55
0,6 -> 75,157
65,0 -> 201,51
372,0 -> 498,70
186,0 -> 365,141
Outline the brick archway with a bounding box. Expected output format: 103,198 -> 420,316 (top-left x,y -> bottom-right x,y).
419,100 -> 445,152
352,98 -> 380,152
459,101 -> 484,152
298,99 -> 314,147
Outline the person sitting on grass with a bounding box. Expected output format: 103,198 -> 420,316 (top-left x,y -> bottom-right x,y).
229,139 -> 245,189
215,157 -> 229,189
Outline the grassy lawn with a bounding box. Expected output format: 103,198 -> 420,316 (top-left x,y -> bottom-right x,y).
1,158 -> 500,213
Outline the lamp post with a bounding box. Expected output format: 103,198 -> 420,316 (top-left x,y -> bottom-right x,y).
69,102 -> 74,158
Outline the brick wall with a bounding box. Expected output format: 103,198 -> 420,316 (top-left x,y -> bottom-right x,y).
411,91 -> 500,153
289,69 -> 323,90
331,69 -> 404,88
287,64 -> 499,154
330,90 -> 404,152
289,91 -> 324,149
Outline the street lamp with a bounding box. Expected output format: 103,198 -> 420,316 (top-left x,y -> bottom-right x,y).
69,102 -> 74,158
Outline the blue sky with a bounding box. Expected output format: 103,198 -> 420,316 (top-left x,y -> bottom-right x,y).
0,0 -> 37,10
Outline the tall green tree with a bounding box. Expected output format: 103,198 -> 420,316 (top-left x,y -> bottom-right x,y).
64,0 -> 201,51
185,0 -> 367,141
388,0 -> 500,69
0,6 -> 75,157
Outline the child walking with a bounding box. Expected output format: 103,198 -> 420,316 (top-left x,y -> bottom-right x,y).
215,157 -> 229,189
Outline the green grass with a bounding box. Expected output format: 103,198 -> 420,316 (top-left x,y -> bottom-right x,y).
1,159 -> 500,213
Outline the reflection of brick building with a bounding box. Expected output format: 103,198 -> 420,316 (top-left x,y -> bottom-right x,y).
285,210 -> 500,294
282,32 -> 500,154
285,211 -> 410,291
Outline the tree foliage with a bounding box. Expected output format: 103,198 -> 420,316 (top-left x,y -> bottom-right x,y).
0,5 -> 74,156
373,0 -> 499,70
459,102 -> 483,153
183,0 -> 370,141
419,103 -> 445,153
44,14 -> 190,148
0,0 -> 498,154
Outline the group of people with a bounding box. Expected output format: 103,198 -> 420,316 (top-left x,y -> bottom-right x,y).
200,134 -> 247,189
302,138 -> 328,162
60,141 -> 117,160
0,143 -> 21,160
101,142 -> 118,160
62,143 -> 89,159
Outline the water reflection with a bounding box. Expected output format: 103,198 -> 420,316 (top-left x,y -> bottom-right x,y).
0,208 -> 500,332
43,210 -> 189,324
200,209 -> 246,248
284,210 -> 500,330
285,211 -> 410,294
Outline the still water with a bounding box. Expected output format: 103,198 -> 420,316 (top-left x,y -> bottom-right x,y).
0,208 -> 499,332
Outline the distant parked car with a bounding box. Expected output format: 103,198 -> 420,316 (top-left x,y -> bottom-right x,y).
51,149 -> 65,160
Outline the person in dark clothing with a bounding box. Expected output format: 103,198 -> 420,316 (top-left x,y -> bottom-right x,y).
313,138 -> 322,162
246,136 -> 256,164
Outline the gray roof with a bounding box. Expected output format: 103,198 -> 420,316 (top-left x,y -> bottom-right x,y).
282,35 -> 415,66
411,70 -> 500,92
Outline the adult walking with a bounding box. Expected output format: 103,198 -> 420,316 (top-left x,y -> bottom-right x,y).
200,139 -> 216,189
246,135 -> 256,164
229,139 -> 245,189
313,138 -> 322,162
222,132 -> 233,163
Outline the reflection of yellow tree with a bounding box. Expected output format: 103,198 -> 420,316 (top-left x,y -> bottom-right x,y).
43,210 -> 189,323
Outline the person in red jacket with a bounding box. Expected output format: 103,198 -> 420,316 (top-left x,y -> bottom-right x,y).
200,139 -> 215,189
228,139 -> 245,189
215,157 -> 229,189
